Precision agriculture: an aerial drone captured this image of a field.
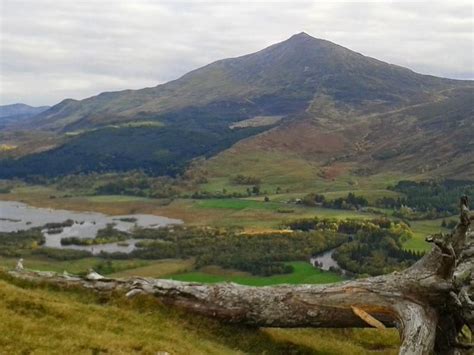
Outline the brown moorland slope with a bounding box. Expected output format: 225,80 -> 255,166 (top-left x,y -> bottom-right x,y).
199,86 -> 474,186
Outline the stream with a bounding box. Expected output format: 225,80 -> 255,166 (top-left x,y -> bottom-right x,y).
310,248 -> 348,275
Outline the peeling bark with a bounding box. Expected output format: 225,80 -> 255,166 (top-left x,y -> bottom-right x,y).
8,199 -> 474,355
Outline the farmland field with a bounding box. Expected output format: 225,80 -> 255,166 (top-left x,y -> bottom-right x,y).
404,218 -> 456,252
168,262 -> 344,286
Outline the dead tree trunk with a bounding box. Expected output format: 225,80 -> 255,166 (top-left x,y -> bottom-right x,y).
9,199 -> 474,355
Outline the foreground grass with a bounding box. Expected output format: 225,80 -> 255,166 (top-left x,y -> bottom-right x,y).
0,272 -> 298,354
0,271 -> 399,354
0,256 -> 150,276
168,262 -> 344,286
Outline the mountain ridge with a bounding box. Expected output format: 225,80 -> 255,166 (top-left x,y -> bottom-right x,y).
24,32 -> 470,132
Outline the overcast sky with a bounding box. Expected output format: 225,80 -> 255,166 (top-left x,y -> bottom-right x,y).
1,0 -> 473,106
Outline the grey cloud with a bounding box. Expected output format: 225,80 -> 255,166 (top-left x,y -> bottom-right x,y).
1,0 -> 472,106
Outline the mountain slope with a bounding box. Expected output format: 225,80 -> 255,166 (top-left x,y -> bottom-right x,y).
28,32 -> 465,132
196,86 -> 474,190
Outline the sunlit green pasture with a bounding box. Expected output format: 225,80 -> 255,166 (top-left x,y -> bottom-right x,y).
404,218 -> 456,252
168,261 -> 344,286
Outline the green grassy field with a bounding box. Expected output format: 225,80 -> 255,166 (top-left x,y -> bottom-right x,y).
195,198 -> 379,218
192,198 -> 378,227
85,195 -> 154,203
196,198 -> 282,211
168,262 -> 344,286
404,218 -> 455,252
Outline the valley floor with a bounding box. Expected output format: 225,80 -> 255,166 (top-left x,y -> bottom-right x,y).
0,185 -> 441,253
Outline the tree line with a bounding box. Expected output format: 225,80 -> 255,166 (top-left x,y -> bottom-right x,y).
302,192 -> 368,210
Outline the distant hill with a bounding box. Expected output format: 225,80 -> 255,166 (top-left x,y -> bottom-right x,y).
0,103 -> 50,129
1,33 -> 472,179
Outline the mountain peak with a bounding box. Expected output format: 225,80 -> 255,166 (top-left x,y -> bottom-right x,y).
280,32 -> 336,51
287,32 -> 317,42
292,31 -> 312,38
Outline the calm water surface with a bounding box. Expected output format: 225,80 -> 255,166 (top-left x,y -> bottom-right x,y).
0,200 -> 182,254
310,248 -> 347,275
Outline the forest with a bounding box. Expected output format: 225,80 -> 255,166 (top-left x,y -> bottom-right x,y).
384,179 -> 474,218
0,124 -> 268,179
302,192 -> 369,210
302,180 -> 474,220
